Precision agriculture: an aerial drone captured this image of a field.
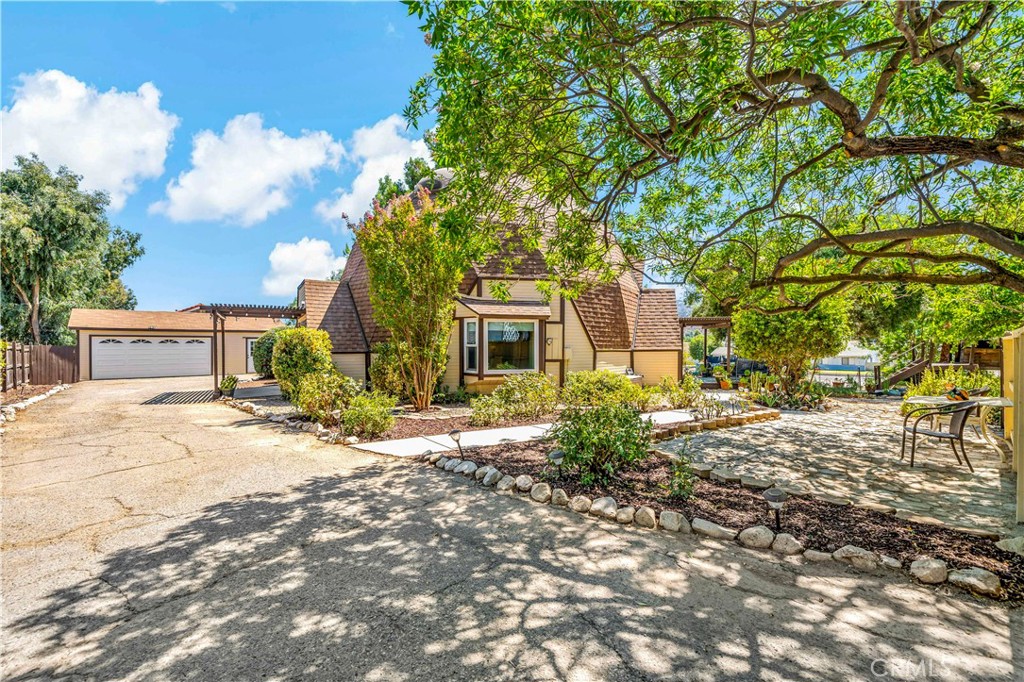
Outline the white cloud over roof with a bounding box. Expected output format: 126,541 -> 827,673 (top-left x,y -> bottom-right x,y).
150,113 -> 343,226
261,237 -> 346,297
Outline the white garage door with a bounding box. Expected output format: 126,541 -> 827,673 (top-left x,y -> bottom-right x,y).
91,336 -> 211,379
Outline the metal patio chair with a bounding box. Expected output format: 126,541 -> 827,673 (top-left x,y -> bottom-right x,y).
900,401 -> 977,473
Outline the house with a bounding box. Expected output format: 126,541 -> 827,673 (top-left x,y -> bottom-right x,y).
297,228 -> 683,392
817,341 -> 880,370
68,309 -> 279,380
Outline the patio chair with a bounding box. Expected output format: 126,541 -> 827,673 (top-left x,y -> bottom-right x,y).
900,401 -> 977,473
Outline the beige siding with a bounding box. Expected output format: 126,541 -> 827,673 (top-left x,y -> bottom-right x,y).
78,329 -> 259,381
479,279 -> 549,303
595,351 -> 631,372
441,326 -> 461,390
563,302 -> 594,373
633,351 -> 680,385
333,353 -> 367,384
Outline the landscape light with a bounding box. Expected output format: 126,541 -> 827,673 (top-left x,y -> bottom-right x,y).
449,429 -> 463,458
762,487 -> 789,532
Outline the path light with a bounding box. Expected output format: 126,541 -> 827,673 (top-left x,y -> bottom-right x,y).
763,487 -> 788,532
449,429 -> 463,458
547,449 -> 564,475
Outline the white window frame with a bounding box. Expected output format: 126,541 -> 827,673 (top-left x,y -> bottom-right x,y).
464,319 -> 479,373
483,319 -> 539,375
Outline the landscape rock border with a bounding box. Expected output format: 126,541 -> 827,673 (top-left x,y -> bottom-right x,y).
225,398 -> 350,444
413,449 -> 1006,602
1,384 -> 72,429
650,407 -> 781,443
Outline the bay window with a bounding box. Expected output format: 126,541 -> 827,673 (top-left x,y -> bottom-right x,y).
485,320 -> 538,372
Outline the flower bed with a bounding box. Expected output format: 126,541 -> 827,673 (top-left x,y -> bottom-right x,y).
458,439 -> 1024,602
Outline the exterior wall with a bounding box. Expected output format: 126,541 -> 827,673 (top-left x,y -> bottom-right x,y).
478,280 -> 548,302
78,329 -> 258,381
441,326 -> 462,390
632,351 -> 680,386
563,302 -> 595,374
595,351 -> 632,372
333,353 -> 367,384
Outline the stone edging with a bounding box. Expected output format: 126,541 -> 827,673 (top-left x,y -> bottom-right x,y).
651,407 -> 780,442
0,384 -> 72,427
414,450 -> 1006,601
223,399 -> 358,444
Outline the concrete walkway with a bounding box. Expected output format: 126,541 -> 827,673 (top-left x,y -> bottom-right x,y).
3,378 -> 1021,681
353,408 -> 696,457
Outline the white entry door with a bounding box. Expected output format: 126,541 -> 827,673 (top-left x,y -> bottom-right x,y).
246,338 -> 257,373
91,336 -> 211,379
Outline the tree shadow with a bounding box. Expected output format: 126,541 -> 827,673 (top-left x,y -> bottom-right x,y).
3,463 -> 1017,680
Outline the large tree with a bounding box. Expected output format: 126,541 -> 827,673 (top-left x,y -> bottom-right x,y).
1,155 -> 144,343
407,1 -> 1024,313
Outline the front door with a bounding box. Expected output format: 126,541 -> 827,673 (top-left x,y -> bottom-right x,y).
246,339 -> 257,373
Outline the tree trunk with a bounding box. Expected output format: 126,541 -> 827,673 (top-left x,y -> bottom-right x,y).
29,279 -> 41,344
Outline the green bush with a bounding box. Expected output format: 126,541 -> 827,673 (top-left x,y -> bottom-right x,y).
252,328 -> 285,377
341,391 -> 398,437
219,374 -> 238,392
295,370 -> 361,424
655,375 -> 702,409
561,370 -> 636,408
368,342 -> 406,398
469,372 -> 559,426
667,452 -> 695,500
550,404 -> 652,485
433,384 -> 470,405
271,327 -> 334,399
901,367 -> 1000,415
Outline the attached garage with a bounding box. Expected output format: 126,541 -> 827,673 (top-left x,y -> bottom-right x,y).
68,309 -> 281,381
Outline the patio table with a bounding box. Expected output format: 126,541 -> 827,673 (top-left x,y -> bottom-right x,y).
904,395 -> 1012,463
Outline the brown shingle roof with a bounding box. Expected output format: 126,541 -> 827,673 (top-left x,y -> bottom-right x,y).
458,297 -> 551,318
633,289 -> 682,350
67,309 -> 279,332
302,280 -> 368,353
339,243 -> 388,345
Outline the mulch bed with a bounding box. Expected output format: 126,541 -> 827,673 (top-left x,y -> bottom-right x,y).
1,384 -> 55,404
461,440 -> 1024,603
369,414 -> 558,442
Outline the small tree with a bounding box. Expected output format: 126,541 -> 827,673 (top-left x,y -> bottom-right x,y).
732,300 -> 850,392
357,188 -> 474,410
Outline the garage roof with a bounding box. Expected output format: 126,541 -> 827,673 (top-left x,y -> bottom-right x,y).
68,309 -> 281,332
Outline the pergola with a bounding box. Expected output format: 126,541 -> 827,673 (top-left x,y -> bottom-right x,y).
679,316 -> 732,375
194,304 -> 304,393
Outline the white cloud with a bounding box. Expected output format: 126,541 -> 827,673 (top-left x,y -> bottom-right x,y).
220,2 -> 237,12
150,113 -> 343,226
261,237 -> 346,297
1,70 -> 179,211
315,114 -> 429,225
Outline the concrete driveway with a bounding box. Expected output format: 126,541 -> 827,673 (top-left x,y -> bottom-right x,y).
2,377 -> 1021,681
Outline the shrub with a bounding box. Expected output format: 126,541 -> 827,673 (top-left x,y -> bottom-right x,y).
433,384 -> 470,405
252,328 -> 285,377
295,370 -> 361,424
901,367 -> 1000,415
340,391 -> 398,437
618,382 -> 660,412
666,444 -> 696,500
219,374 -> 238,392
561,370 -> 636,408
468,372 -> 559,426
550,404 -> 652,485
271,327 -> 334,398
368,342 -> 406,398
655,375 -> 702,409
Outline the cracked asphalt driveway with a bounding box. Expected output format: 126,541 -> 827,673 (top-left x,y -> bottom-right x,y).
2,377 -> 1021,680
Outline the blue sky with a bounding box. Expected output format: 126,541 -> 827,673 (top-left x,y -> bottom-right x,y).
2,1 -> 435,310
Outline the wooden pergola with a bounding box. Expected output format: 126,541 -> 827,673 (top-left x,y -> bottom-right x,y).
679,316 -> 732,376
194,304 -> 304,394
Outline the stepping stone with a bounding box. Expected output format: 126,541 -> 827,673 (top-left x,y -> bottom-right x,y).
710,468 -> 741,484
856,502 -> 896,515
740,475 -> 772,490
894,511 -> 944,526
814,494 -> 850,506
691,463 -> 714,479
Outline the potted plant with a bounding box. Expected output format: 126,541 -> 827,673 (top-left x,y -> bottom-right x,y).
712,365 -> 730,388
220,374 -> 238,397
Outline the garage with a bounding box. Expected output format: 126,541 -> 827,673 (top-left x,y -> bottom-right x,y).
68,308 -> 282,382
91,336 -> 211,380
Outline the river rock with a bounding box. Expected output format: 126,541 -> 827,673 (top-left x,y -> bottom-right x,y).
590,496 -> 617,520
832,544 -> 881,571
515,475 -> 534,492
634,506 -> 657,528
482,469 -> 503,486
569,495 -> 592,513
910,558 -> 948,584
530,483 -> 552,503
659,511 -> 690,533
551,488 -> 569,507
615,506 -> 636,524
948,567 -> 1002,597
771,533 -> 804,555
738,525 -> 775,549
692,518 -> 737,540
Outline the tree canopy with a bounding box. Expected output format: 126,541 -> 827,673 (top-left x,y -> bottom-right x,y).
372,157 -> 436,208
407,1 -> 1024,316
1,155 -> 144,344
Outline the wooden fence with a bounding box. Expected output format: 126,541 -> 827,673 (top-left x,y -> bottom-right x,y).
2,343 -> 78,390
